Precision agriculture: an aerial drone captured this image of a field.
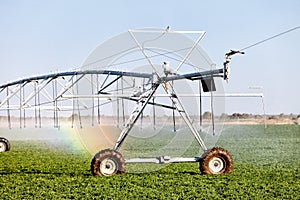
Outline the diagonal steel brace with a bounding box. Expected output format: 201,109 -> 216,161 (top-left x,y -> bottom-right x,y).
113,83 -> 160,151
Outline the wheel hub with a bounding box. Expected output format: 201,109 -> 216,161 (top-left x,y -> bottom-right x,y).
100,158 -> 117,176
0,142 -> 5,152
208,157 -> 225,173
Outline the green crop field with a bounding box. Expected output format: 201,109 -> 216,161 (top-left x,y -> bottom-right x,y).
0,125 -> 299,199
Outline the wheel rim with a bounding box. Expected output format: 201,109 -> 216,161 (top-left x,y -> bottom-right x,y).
0,141 -> 6,152
100,158 -> 117,176
208,157 -> 225,173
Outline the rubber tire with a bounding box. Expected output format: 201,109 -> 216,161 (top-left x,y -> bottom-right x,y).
91,149 -> 126,176
0,137 -> 10,152
200,147 -> 233,174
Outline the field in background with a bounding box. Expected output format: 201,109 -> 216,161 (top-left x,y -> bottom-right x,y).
0,125 -> 299,199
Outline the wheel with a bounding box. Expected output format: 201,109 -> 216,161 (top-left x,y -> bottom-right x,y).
0,137 -> 10,152
91,149 -> 126,176
200,147 -> 233,174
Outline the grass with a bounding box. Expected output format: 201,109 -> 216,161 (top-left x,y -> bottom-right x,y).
0,125 -> 299,199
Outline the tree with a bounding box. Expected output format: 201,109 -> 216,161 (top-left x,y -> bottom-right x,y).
203,112 -> 212,119
220,113 -> 228,119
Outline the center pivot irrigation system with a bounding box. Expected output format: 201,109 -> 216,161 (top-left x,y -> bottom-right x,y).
0,28 -> 257,176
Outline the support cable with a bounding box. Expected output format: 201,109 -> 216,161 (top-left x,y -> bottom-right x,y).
239,26 -> 300,51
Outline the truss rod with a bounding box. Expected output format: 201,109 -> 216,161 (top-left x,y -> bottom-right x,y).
22,78 -> 53,107
62,93 -> 263,98
98,76 -> 122,94
0,82 -> 27,108
0,70 -> 152,89
54,74 -> 85,101
175,31 -> 206,72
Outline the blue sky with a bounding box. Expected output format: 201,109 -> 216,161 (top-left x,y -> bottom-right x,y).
0,0 -> 299,114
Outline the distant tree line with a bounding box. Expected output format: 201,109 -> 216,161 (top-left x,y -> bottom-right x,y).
201,112 -> 300,120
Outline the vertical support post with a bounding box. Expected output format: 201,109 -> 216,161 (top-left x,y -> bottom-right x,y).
261,96 -> 267,129
71,77 -> 75,128
76,77 -> 82,129
172,103 -> 176,132
34,82 -> 38,128
53,79 -> 59,128
152,76 -> 156,130
53,80 -> 55,128
23,85 -> 26,128
210,77 -> 215,136
140,106 -> 143,129
121,77 -> 125,126
117,78 -> 120,128
97,74 -> 101,124
19,84 -> 22,129
56,80 -> 59,129
53,80 -> 56,128
199,80 -> 202,129
172,81 -> 176,132
6,87 -> 11,129
38,84 -> 41,128
91,74 -> 95,126
152,96 -> 156,130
